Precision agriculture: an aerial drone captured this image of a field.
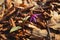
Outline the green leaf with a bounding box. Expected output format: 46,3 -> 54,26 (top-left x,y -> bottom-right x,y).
23,16 -> 30,21
10,26 -> 22,33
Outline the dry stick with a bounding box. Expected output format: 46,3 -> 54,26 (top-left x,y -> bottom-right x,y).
46,21 -> 52,40
21,5 -> 34,12
1,34 -> 7,39
0,7 -> 15,21
39,6 -> 52,40
42,8 -> 52,40
10,18 -> 16,27
33,6 -> 51,13
0,10 -> 4,17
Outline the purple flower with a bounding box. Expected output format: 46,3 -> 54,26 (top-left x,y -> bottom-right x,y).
30,14 -> 41,22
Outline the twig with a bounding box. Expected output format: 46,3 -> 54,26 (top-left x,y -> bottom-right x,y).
9,18 -> 16,27
0,7 -> 15,21
46,21 -> 52,40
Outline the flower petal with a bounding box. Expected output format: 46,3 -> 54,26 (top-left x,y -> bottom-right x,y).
30,17 -> 33,22
33,17 -> 36,22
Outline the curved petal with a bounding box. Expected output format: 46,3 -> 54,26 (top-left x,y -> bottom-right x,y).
33,17 -> 36,22
30,17 -> 33,22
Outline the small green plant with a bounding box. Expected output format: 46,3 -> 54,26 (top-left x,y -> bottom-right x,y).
10,26 -> 22,33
